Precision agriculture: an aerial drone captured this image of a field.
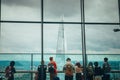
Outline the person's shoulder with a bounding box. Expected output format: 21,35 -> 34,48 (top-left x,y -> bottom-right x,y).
5,66 -> 10,69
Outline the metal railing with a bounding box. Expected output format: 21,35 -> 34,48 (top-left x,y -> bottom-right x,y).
0,70 -> 120,80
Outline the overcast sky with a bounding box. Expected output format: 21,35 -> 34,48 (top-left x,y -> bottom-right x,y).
0,0 -> 120,55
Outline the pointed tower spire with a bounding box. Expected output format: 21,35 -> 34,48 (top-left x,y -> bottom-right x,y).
56,15 -> 66,70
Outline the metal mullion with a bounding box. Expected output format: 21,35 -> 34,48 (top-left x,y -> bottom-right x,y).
41,0 -> 44,64
41,0 -> 44,80
1,20 -> 120,25
0,0 -> 1,42
0,0 -> 1,53
118,0 -> 120,25
80,0 -> 87,80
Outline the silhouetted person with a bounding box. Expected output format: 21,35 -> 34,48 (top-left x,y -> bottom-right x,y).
48,57 -> 57,80
94,62 -> 102,80
63,58 -> 75,80
0,75 -> 2,80
37,61 -> 47,80
102,57 -> 111,80
5,61 -> 16,80
75,62 -> 83,80
86,62 -> 94,80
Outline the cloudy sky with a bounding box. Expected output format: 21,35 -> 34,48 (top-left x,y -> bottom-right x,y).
0,0 -> 120,55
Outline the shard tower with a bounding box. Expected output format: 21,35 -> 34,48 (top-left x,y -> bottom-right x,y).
56,17 -> 66,70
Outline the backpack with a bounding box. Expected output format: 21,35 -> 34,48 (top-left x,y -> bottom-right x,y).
94,67 -> 102,76
87,66 -> 94,76
38,65 -> 47,73
48,63 -> 55,73
5,66 -> 12,78
53,76 -> 60,80
65,64 -> 74,76
103,62 -> 111,73
5,66 -> 16,78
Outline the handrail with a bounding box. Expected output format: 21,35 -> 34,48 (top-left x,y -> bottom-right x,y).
0,70 -> 120,73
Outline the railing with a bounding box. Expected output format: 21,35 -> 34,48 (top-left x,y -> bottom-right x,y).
0,70 -> 120,80
0,53 -> 120,80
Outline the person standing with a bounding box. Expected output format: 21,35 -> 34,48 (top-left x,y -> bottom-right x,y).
37,61 -> 47,80
93,62 -> 102,80
5,61 -> 16,80
48,57 -> 57,80
75,62 -> 83,80
63,58 -> 75,80
86,62 -> 94,80
102,57 -> 111,80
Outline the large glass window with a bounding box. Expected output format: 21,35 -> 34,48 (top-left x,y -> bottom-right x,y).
44,24 -> 82,53
0,23 -> 41,53
0,0 -> 120,80
85,0 -> 119,22
86,25 -> 120,70
1,0 -> 41,21
44,0 -> 81,22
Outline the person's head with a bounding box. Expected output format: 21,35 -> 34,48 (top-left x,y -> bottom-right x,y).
10,61 -> 15,66
104,57 -> 108,62
75,62 -> 81,67
88,62 -> 93,66
41,60 -> 44,64
94,62 -> 98,67
66,58 -> 71,62
49,57 -> 53,61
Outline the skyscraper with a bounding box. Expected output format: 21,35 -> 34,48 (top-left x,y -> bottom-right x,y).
56,17 -> 66,70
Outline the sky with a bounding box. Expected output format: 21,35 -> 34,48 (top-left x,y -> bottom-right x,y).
0,0 -> 120,55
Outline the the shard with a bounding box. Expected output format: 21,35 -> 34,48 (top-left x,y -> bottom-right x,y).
56,16 -> 66,70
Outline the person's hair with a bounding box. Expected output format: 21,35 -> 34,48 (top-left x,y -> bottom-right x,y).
94,62 -> 98,66
88,62 -> 93,66
104,57 -> 108,62
49,57 -> 53,61
10,61 -> 15,66
66,58 -> 71,61
41,60 -> 44,64
75,62 -> 81,68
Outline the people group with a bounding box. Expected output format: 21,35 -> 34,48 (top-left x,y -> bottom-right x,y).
5,57 -> 111,80
86,57 -> 111,80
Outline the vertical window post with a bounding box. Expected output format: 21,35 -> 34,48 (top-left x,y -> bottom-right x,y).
80,0 -> 87,80
41,0 -> 44,80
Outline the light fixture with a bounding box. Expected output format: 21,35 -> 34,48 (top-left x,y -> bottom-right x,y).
113,28 -> 120,32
